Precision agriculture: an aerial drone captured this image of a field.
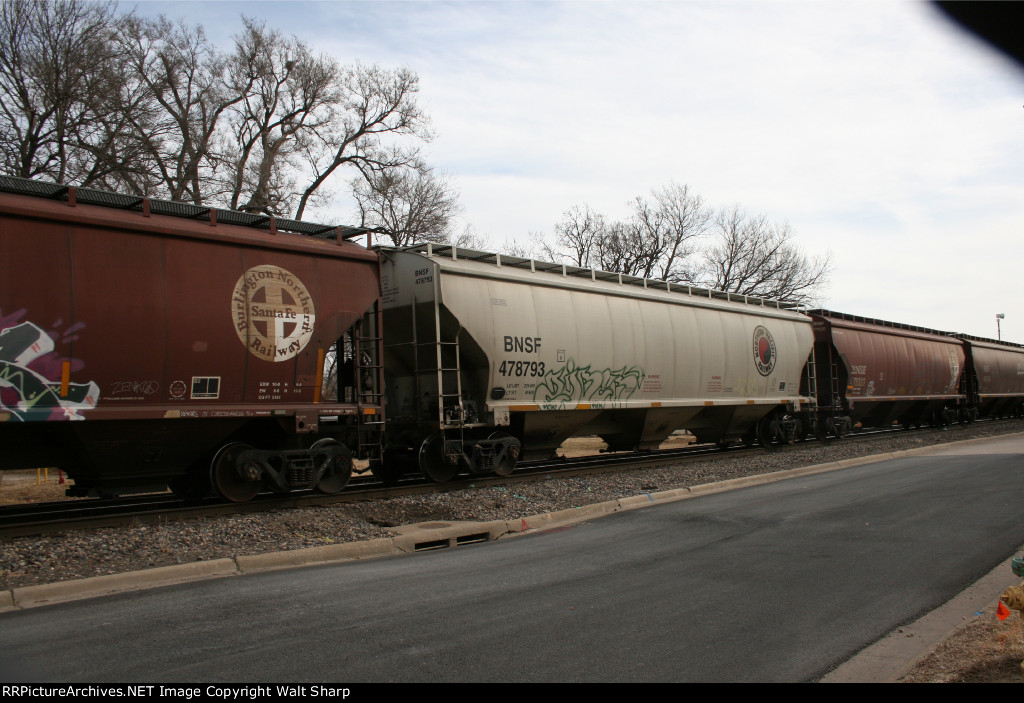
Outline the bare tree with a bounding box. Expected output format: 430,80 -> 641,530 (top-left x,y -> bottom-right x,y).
0,5 -> 439,224
543,184 -> 827,303
551,184 -> 710,279
219,17 -> 340,216
649,182 -> 712,280
352,165 -> 460,246
596,197 -> 669,278
0,0 -> 119,183
448,223 -> 487,250
695,205 -> 831,304
501,233 -> 546,260
106,14 -> 244,203
546,204 -> 606,267
294,64 -> 430,220
592,218 -> 652,276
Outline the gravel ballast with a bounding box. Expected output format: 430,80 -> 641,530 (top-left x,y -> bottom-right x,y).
2,422 -> 1022,590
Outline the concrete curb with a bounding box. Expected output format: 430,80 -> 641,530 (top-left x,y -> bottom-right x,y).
3,432 -> 1020,612
9,558 -> 238,609
520,501 -> 621,529
236,537 -> 398,573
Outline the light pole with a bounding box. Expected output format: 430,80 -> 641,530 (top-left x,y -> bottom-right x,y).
996,313 -> 1005,341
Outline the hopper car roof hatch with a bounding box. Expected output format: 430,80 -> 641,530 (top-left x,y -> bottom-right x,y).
0,175 -> 371,241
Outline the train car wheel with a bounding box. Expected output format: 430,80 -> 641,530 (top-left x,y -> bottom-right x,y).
488,432 -> 518,477
419,433 -> 459,482
211,442 -> 261,503
494,455 -> 516,476
311,439 -> 353,494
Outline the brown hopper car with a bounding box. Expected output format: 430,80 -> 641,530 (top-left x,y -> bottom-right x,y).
807,310 -> 969,432
0,177 -> 384,501
959,335 -> 1024,420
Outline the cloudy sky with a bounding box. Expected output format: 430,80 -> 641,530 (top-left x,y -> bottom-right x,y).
135,1 -> 1024,340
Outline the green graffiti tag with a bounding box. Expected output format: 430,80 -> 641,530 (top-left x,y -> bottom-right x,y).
532,359 -> 645,403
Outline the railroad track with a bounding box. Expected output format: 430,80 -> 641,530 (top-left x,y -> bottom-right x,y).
0,440 -> 760,536
0,419 -> 1015,537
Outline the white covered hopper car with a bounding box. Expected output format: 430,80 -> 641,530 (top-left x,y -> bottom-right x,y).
376,244 -> 815,483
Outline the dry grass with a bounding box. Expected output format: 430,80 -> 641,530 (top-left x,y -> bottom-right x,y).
0,469 -> 72,505
898,603 -> 1024,683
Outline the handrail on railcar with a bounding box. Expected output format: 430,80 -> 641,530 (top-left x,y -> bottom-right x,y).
0,175 -> 372,242
397,241 -> 804,312
807,308 -> 1024,349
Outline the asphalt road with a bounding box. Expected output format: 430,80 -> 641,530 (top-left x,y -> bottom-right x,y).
2,436 -> 1023,682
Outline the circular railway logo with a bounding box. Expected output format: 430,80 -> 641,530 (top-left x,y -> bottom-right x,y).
232,265 -> 316,363
752,325 -> 777,376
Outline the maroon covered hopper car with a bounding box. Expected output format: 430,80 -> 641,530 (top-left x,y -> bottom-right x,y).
958,335 -> 1024,420
807,309 -> 968,432
0,177 -> 384,501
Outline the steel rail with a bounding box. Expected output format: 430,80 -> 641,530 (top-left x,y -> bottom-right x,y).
0,418 -> 1013,537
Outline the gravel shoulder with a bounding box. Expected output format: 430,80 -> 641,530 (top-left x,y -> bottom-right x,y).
2,423 -> 1023,682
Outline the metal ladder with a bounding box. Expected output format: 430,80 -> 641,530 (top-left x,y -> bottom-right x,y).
434,338 -> 465,430
803,346 -> 818,408
829,347 -> 842,412
355,301 -> 384,463
423,276 -> 469,468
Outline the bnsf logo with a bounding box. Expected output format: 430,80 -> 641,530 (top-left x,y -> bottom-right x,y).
504,336 -> 542,353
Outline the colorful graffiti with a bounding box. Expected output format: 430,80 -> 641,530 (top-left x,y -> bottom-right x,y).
0,309 -> 98,421
532,359 -> 645,403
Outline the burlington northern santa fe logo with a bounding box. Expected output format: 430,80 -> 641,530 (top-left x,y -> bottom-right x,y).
232,265 -> 316,362
752,325 -> 776,376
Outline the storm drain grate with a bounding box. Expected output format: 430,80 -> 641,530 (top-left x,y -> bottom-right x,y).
413,532 -> 492,551
456,532 -> 490,546
414,539 -> 450,551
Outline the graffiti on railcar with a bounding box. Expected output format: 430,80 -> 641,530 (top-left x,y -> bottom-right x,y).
532,359 -> 645,404
0,309 -> 99,421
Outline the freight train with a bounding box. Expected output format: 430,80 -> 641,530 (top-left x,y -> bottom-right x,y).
2,177 -> 1022,501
